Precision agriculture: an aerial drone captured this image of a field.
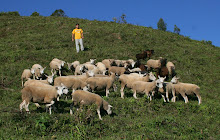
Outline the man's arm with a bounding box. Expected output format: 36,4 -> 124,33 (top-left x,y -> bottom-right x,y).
81,32 -> 84,39
72,33 -> 74,41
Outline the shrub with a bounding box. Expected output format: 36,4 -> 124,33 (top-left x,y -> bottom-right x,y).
31,12 -> 40,16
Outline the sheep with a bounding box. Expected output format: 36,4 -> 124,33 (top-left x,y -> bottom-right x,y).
74,64 -> 88,75
169,76 -> 202,105
146,58 -> 162,70
119,72 -> 156,98
50,59 -> 64,76
67,61 -> 80,72
96,62 -> 107,75
31,64 -> 46,80
84,63 -> 96,71
166,61 -> 176,78
24,75 -> 54,87
108,66 -> 128,76
124,59 -> 136,68
86,59 -> 96,65
21,69 -> 33,87
131,76 -> 166,100
101,59 -> 115,68
156,82 -> 174,102
19,83 -> 68,114
70,90 -> 113,120
136,50 -> 154,60
128,68 -> 142,73
54,76 -> 88,93
86,73 -> 116,97
52,58 -> 65,67
68,71 -> 94,82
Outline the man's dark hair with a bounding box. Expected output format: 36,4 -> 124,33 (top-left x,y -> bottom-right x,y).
76,23 -> 79,25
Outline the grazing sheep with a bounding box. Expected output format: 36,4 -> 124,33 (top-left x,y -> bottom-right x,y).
166,61 -> 176,78
21,69 -> 33,87
24,75 -> 54,87
86,73 -> 116,97
54,76 -> 88,93
136,50 -> 154,60
157,82 -> 174,102
86,59 -> 96,65
102,59 -> 115,68
84,63 -> 96,71
50,59 -> 65,76
20,83 -> 68,114
96,62 -> 107,75
170,76 -> 202,105
67,61 -> 80,72
74,64 -> 88,75
69,71 -> 94,82
119,72 -> 156,98
147,58 -> 162,70
108,66 -> 128,76
31,64 -> 46,80
70,90 -> 113,120
132,76 -> 166,100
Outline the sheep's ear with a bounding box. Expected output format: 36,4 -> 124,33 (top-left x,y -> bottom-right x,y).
164,76 -> 166,80
55,86 -> 59,90
158,75 -> 161,78
45,75 -> 48,78
108,105 -> 113,108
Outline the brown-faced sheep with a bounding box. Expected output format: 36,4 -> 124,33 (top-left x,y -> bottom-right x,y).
86,73 -> 116,97
70,90 -> 113,120
119,72 -> 156,98
131,76 -> 166,100
20,83 -> 68,114
170,76 -> 202,105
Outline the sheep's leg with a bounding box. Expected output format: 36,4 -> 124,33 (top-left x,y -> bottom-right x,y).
57,96 -> 60,101
180,92 -> 188,104
166,90 -> 170,102
106,89 -> 110,97
161,94 -> 166,102
171,89 -> 176,102
25,102 -> 30,114
113,84 -> 117,92
145,91 -> 151,101
133,90 -> 138,99
20,100 -> 26,113
195,92 -> 202,105
45,101 -> 55,115
97,108 -> 102,120
21,79 -> 24,87
120,84 -> 125,99
59,69 -> 62,76
70,103 -> 74,115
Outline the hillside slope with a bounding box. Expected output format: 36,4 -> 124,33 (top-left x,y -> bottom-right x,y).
0,16 -> 220,139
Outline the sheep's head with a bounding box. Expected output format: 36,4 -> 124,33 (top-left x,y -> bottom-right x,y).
106,105 -> 113,115
56,83 -> 68,97
67,62 -> 71,70
40,67 -> 46,74
148,72 -> 156,81
171,76 -> 179,84
90,59 -> 96,64
31,68 -> 35,74
156,76 -> 166,88
47,75 -> 54,84
83,86 -> 88,91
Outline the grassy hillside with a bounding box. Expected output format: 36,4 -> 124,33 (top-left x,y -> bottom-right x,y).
0,16 -> 220,139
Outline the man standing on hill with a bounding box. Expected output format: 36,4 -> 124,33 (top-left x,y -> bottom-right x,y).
72,24 -> 84,53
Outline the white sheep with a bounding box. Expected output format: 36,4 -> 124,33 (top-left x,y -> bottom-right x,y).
119,72 -> 156,98
50,58 -> 65,76
70,90 -> 113,120
31,64 -> 46,80
86,59 -> 96,65
86,73 -> 116,97
146,58 -> 162,70
74,64 -> 88,75
96,62 -> 107,75
67,61 -> 80,71
166,61 -> 176,77
24,75 -> 54,87
20,83 -> 68,114
108,66 -> 127,76
21,69 -> 33,87
102,59 -> 115,68
170,76 -> 202,105
131,76 -> 166,100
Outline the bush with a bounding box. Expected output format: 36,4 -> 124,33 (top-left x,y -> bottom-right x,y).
31,12 -> 40,16
157,18 -> 167,31
0,11 -> 20,16
50,9 -> 67,17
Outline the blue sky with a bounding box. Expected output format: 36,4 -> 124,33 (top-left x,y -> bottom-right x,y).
1,0 -> 220,47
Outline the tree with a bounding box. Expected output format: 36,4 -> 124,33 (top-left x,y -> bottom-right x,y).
50,9 -> 67,17
157,18 -> 167,31
112,14 -> 127,24
31,12 -> 40,16
174,25 -> 180,35
0,11 -> 20,16
120,14 -> 127,24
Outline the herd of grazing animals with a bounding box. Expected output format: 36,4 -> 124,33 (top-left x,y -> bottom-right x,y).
20,50 -> 202,120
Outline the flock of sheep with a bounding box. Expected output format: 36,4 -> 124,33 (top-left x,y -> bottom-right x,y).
20,55 -> 202,120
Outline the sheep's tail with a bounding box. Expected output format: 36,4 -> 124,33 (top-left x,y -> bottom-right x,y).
171,66 -> 176,78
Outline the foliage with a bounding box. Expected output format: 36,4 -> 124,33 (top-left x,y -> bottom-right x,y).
50,9 -> 67,17
174,24 -> 180,35
0,11 -> 20,16
0,16 -> 219,139
31,12 -> 40,16
201,40 -> 213,45
112,13 -> 127,24
157,18 -> 167,31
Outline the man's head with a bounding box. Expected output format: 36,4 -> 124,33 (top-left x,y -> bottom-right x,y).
76,23 -> 79,29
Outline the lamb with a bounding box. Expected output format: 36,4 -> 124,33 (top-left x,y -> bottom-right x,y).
136,50 -> 154,60
24,75 -> 54,87
166,61 -> 176,78
96,62 -> 107,75
21,69 -> 33,87
70,90 -> 113,120
101,59 -> 115,68
86,59 -> 96,65
31,64 -> 46,80
86,73 -> 116,97
146,58 -> 162,70
67,61 -> 80,72
131,76 -> 166,100
54,76 -> 88,93
119,72 -> 156,98
20,83 -> 68,114
50,58 -> 65,76
169,76 -> 202,105
74,64 -> 88,75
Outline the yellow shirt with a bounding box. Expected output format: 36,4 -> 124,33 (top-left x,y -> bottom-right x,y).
72,28 -> 83,39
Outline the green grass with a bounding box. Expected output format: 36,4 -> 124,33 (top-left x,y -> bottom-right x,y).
0,16 -> 220,139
